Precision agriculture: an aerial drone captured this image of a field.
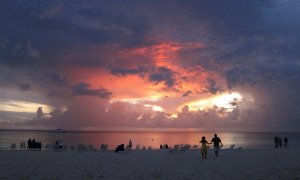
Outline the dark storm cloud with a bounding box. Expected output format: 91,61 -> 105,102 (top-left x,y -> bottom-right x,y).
204,78 -> 223,95
45,72 -> 69,87
182,90 -> 193,97
1,0 -> 300,131
16,82 -> 31,91
149,67 -> 176,88
109,66 -> 148,76
0,0 -> 152,69
72,83 -> 112,99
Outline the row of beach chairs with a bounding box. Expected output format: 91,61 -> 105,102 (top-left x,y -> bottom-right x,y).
6,142 -> 239,151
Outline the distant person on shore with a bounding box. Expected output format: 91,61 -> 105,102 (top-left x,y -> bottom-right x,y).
128,140 -> 132,151
27,138 -> 32,150
284,137 -> 288,148
199,136 -> 210,159
274,137 -> 278,148
211,134 -> 223,157
278,137 -> 282,148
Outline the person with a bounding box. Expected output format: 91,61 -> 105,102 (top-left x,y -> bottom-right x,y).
128,140 -> 132,151
199,136 -> 210,159
284,137 -> 288,148
211,134 -> 223,157
160,144 -> 163,150
32,138 -> 36,151
274,137 -> 278,148
278,137 -> 282,148
165,144 -> 169,149
27,138 -> 32,150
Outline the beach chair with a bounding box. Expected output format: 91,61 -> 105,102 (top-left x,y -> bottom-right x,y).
125,145 -> 130,151
135,145 -> 140,151
88,144 -> 94,151
20,142 -> 26,150
169,144 -> 180,152
179,145 -> 187,152
229,144 -> 236,150
77,144 -> 87,152
62,145 -> 68,151
70,145 -> 75,151
100,144 -> 108,151
44,144 -> 50,150
10,143 -> 17,150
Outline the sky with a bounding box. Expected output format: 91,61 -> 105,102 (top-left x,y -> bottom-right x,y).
0,0 -> 300,131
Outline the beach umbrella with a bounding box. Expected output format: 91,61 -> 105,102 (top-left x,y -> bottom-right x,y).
115,144 -> 125,153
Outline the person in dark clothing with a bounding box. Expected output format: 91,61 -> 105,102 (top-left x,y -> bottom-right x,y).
284,137 -> 288,148
128,140 -> 132,151
211,134 -> 223,157
274,137 -> 278,148
278,137 -> 282,148
27,138 -> 32,150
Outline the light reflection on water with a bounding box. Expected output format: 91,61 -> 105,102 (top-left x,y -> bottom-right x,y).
0,130 -> 299,150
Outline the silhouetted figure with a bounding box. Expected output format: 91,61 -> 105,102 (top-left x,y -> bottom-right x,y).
160,144 -> 163,150
200,136 -> 210,159
278,137 -> 282,148
274,137 -> 278,148
211,134 -> 223,157
128,140 -> 132,151
27,138 -> 32,150
165,144 -> 169,149
284,137 -> 288,148
32,139 -> 36,151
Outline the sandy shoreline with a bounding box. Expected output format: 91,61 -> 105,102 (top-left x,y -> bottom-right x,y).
0,148 -> 299,180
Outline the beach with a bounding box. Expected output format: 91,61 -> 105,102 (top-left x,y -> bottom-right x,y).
0,148 -> 299,180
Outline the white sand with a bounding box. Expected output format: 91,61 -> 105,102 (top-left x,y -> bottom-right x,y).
0,148 -> 299,179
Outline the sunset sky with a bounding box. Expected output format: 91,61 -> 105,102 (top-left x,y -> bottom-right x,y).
1,0 -> 300,131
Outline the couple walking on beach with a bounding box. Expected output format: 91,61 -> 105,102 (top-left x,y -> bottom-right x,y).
199,134 -> 223,159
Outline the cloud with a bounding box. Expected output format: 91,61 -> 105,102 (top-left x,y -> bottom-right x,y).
72,83 -> 112,99
1,0 -> 300,131
148,67 -> 177,88
16,82 -> 31,91
182,90 -> 193,97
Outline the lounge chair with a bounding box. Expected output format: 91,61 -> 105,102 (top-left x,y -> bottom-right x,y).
135,145 -> 140,151
229,144 -> 236,149
192,145 -> 198,150
169,144 -> 180,152
10,143 -> 17,150
100,144 -> 108,151
44,144 -> 50,150
178,144 -> 191,152
88,144 -> 94,151
70,145 -> 76,151
77,144 -> 87,152
20,142 -> 26,150
125,145 -> 130,151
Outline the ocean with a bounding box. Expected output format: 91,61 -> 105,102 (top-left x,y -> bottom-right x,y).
0,130 -> 299,150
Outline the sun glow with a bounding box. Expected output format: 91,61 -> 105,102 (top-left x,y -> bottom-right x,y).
144,104 -> 164,112
110,96 -> 161,104
183,92 -> 242,112
0,100 -> 53,113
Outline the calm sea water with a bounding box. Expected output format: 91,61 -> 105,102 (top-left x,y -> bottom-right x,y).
0,130 -> 299,150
